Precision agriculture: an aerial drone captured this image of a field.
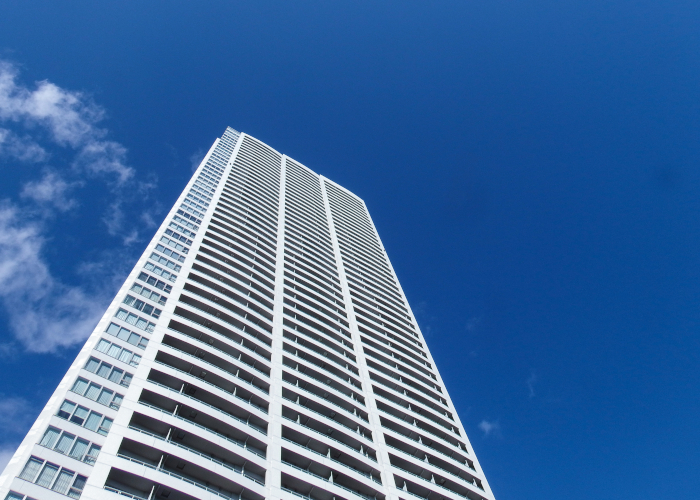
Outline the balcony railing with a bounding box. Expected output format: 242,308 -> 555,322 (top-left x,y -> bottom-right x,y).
146,379 -> 267,434
127,425 -> 264,485
116,453 -> 251,499
162,343 -> 269,392
282,415 -> 376,462
281,459 -> 380,500
282,436 -> 381,484
168,326 -> 270,378
104,486 -> 147,500
138,401 -> 265,459
153,360 -> 269,413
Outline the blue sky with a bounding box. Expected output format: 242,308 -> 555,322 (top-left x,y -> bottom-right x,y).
1,1 -> 699,498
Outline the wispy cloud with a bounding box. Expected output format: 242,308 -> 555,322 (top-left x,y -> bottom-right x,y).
0,205 -> 109,352
0,60 -> 155,353
21,171 -> 79,211
0,128 -> 47,162
478,419 -> 501,438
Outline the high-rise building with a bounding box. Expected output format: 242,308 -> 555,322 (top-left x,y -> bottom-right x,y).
0,128 -> 496,500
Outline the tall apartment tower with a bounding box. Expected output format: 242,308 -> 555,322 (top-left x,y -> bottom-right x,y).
0,128 -> 496,500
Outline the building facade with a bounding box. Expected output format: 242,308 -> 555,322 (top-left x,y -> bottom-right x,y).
0,128 -> 496,500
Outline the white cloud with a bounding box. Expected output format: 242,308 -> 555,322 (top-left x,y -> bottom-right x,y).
21,171 -> 78,211
0,204 -> 108,352
478,419 -> 500,437
0,60 -> 134,185
0,60 -> 158,352
0,128 -> 48,163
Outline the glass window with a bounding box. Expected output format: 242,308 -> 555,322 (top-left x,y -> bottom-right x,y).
108,368 -> 123,383
34,462 -> 59,487
85,444 -> 101,464
145,322 -> 155,333
71,378 -> 88,395
115,309 -> 128,321
135,317 -> 147,330
142,304 -> 154,315
84,412 -> 101,432
138,337 -> 149,349
19,456 -> 44,481
107,344 -> 121,358
116,327 -> 131,342
98,417 -> 113,436
84,383 -> 101,400
121,373 -> 133,387
40,427 -> 61,448
110,394 -> 123,409
96,388 -> 113,405
57,400 -> 76,419
123,295 -> 136,306
119,349 -> 132,363
96,339 -> 110,353
54,433 -> 75,454
70,406 -> 89,426
69,439 -> 88,460
5,492 -> 25,500
52,468 -> 75,494
68,475 -> 87,499
84,358 -> 100,373
130,354 -> 141,366
127,332 -> 140,345
130,284 -> 143,294
126,313 -> 138,325
96,363 -> 111,378
106,323 -> 120,336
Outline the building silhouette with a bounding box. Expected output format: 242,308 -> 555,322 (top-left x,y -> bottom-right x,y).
0,128 -> 496,500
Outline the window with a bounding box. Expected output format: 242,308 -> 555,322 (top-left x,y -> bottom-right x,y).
84,412 -> 102,432
115,306 -> 155,332
70,378 -> 123,409
34,462 -> 58,487
108,367 -> 123,384
68,474 -> 87,499
71,378 -> 88,395
161,233 -> 191,251
18,456 -> 86,498
68,439 -> 89,460
52,468 -> 75,494
57,399 -> 112,436
19,456 -> 43,481
149,252 -> 182,272
122,295 -> 162,319
130,283 -> 167,305
39,426 -> 60,448
143,261 -> 178,282
105,323 -> 149,349
137,271 -> 172,293
154,243 -> 186,263
84,444 -> 101,465
177,207 -> 203,224
172,215 -> 199,232
186,191 -> 210,207
54,432 -> 75,454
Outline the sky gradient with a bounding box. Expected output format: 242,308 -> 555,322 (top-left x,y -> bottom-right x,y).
1,1 -> 699,499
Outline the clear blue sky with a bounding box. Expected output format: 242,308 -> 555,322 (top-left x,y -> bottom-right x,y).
1,1 -> 699,499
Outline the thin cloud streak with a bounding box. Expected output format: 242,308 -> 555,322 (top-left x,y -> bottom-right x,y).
0,60 -> 155,353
